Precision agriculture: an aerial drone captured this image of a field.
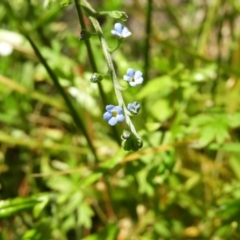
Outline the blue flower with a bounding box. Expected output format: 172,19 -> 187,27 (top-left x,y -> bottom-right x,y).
111,23 -> 132,39
123,68 -> 143,87
127,102 -> 141,114
103,105 -> 125,126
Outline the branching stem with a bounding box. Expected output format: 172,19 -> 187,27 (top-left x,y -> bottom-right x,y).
89,17 -> 139,137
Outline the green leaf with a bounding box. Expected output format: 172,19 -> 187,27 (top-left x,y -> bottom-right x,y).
191,113 -> 230,147
60,0 -> 73,7
82,223 -> 118,240
222,143 -> 240,152
137,170 -> 155,196
99,11 -> 128,21
228,112 -> 240,128
33,198 -> 49,218
229,155 -> 240,180
46,175 -> 74,192
0,195 -> 50,218
137,75 -> 174,100
81,172 -> 102,187
149,99 -> 173,122
77,202 -> 94,229
154,221 -> 171,238
21,218 -> 53,240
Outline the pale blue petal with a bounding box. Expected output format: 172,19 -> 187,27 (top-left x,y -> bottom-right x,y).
129,81 -> 137,87
106,105 -> 115,111
116,114 -> 125,122
135,71 -> 143,78
103,112 -> 112,120
135,77 -> 143,84
122,27 -> 131,38
127,103 -> 132,111
133,102 -> 138,106
127,68 -> 135,77
115,106 -> 123,114
123,75 -> 130,82
128,102 -> 141,113
114,23 -> 123,32
108,117 -> 117,126
111,30 -> 122,37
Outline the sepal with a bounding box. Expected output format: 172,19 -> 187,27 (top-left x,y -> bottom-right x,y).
90,73 -> 104,83
121,130 -> 143,151
79,30 -> 97,41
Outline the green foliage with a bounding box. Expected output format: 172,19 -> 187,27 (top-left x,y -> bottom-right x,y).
1,0 -> 240,239
60,0 -> 73,7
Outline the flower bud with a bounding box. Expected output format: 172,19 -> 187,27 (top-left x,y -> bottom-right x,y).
122,131 -> 143,151
121,130 -> 131,139
90,73 -> 103,83
79,30 -> 93,41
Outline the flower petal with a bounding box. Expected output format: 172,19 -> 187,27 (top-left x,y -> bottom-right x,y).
133,102 -> 138,106
106,105 -> 115,111
108,117 -> 118,126
128,102 -> 141,114
135,77 -> 143,85
103,112 -> 112,120
114,23 -> 123,32
127,68 -> 135,77
129,81 -> 137,87
135,70 -> 143,78
111,30 -> 122,37
115,106 -> 123,114
123,75 -> 130,82
127,103 -> 133,111
122,27 -> 131,38
116,114 -> 125,122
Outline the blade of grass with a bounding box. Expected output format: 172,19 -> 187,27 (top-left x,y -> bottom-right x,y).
0,74 -> 65,110
3,0 -> 99,162
22,31 -> 99,162
197,0 -> 221,55
0,131 -> 88,154
143,0 -> 153,85
74,0 -> 121,145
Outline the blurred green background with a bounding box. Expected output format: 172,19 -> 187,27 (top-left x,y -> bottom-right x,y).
1,0 -> 240,239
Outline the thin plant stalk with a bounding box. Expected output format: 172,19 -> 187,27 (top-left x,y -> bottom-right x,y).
24,32 -> 99,162
143,0 -> 153,84
74,0 -> 121,145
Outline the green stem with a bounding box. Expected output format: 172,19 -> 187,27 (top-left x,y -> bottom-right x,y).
74,0 -> 97,72
74,0 -> 107,108
3,0 -> 100,159
143,0 -> 153,84
89,17 -> 139,138
23,32 -> 99,162
74,0 -> 121,145
197,0 -> 221,55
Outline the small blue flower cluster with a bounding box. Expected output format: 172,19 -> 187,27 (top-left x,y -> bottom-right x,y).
103,105 -> 125,126
103,23 -> 143,126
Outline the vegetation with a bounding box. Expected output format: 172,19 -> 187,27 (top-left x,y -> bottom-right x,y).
1,0 -> 240,239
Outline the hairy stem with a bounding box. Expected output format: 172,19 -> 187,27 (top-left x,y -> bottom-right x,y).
89,17 -> 139,137
74,0 -> 121,145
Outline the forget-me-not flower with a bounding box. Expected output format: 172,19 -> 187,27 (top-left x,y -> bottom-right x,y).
103,105 -> 125,126
127,102 -> 141,114
111,23 -> 132,39
123,68 -> 143,87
